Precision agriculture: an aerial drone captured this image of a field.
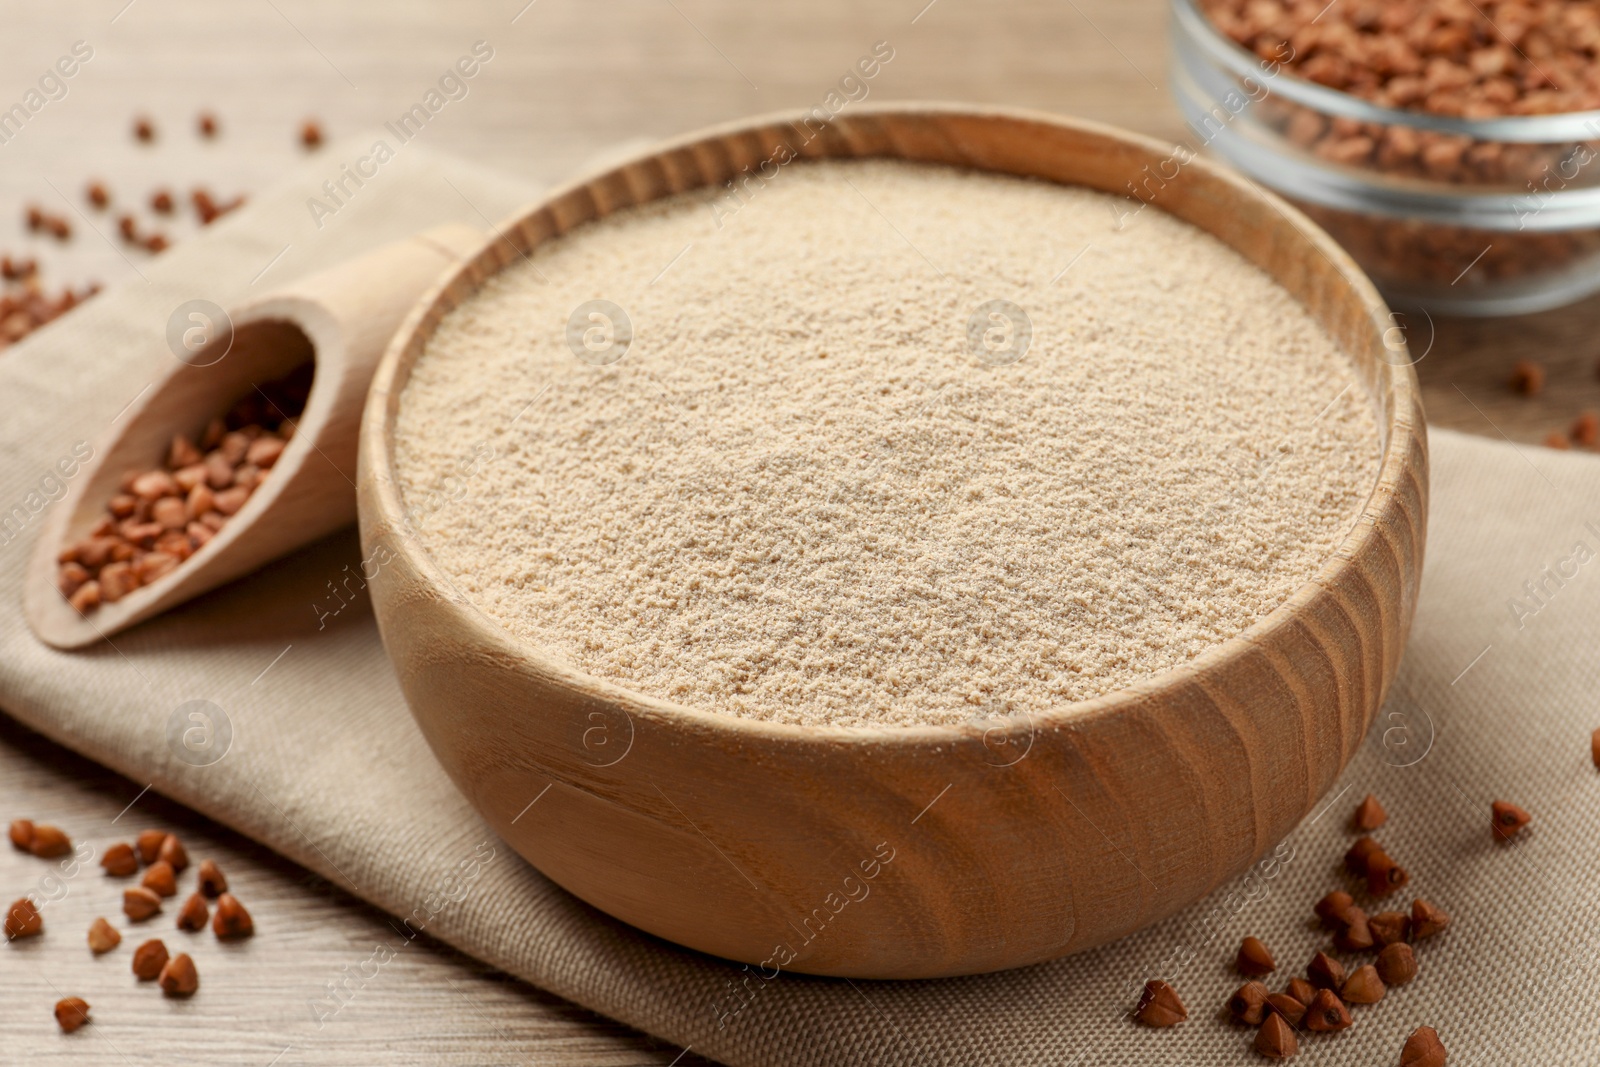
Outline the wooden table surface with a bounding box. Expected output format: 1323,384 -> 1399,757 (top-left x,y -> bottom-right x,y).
2,1 -> 1594,1063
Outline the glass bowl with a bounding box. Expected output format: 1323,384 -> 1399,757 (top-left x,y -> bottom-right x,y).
1170,0 -> 1600,315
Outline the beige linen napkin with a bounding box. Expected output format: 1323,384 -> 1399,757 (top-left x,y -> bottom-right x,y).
2,140 -> 1597,1066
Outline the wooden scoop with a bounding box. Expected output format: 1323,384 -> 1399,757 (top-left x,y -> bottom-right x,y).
24,224 -> 484,650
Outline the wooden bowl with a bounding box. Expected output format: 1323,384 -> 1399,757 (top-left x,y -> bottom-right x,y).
358,105 -> 1427,980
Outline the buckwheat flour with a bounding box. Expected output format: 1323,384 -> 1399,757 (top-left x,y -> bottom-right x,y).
392,159 -> 1380,727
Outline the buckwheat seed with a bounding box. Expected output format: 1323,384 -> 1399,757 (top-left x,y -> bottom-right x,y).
1491,799 -> 1531,841
1340,964 -> 1386,1005
1254,1012 -> 1297,1059
1307,952 -> 1346,992
101,842 -> 138,877
131,938 -> 168,980
87,917 -> 121,954
54,997 -> 90,1032
1351,793 -> 1386,831
1134,980 -> 1187,1027
123,886 -> 162,922
211,892 -> 253,940
176,892 -> 209,933
1401,1026 -> 1446,1067
158,952 -> 198,997
1411,899 -> 1451,940
1303,989 -> 1352,1032
1376,942 -> 1419,986
1229,981 -> 1271,1026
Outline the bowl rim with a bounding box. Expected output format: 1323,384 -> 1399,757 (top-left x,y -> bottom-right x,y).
1170,0 -> 1600,143
361,101 -> 1422,747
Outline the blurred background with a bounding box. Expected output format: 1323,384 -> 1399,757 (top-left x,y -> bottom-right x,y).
6,0 -> 1596,447
0,0 -> 1177,290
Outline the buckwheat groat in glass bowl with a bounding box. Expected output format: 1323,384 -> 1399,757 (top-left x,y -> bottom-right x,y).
1172,0 -> 1600,315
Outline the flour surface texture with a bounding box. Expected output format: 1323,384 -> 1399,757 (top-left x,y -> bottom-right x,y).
394,160 -> 1380,727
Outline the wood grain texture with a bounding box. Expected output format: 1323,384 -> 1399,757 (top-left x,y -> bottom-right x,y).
0,715 -> 709,1067
359,105 -> 1429,980
23,226 -> 482,649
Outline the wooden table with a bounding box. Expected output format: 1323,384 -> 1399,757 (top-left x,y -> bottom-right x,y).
0,717 -> 702,1066
1,0 -> 1592,1062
